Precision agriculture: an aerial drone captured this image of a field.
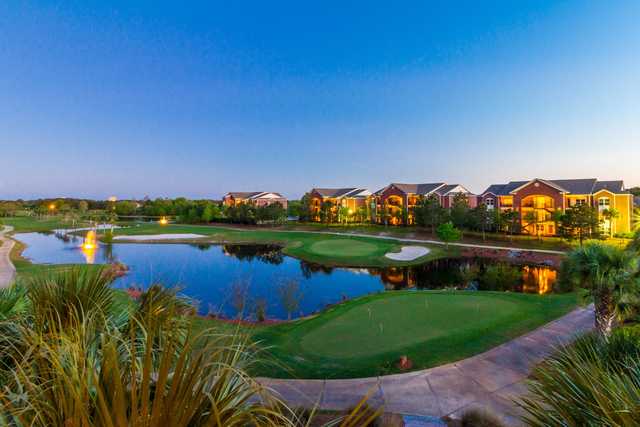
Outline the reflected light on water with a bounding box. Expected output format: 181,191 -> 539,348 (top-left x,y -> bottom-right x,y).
522,265 -> 557,294
81,230 -> 98,264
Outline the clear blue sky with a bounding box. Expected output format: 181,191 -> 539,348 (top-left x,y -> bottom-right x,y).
1,1 -> 638,200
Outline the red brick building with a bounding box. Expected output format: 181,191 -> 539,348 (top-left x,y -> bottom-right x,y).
374,183 -> 477,225
480,178 -> 634,236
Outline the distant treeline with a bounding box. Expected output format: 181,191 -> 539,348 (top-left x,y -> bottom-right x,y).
0,197 -> 302,226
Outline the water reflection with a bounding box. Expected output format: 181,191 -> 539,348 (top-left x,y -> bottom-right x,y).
298,257 -> 558,294
15,233 -> 559,319
221,244 -> 284,265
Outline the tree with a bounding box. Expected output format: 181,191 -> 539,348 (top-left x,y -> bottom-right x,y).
115,201 -> 137,217
78,200 -> 89,214
449,193 -> 469,228
468,204 -> 492,240
436,221 -> 462,250
629,186 -> 640,197
500,209 -> 520,241
319,201 -> 334,224
201,203 -> 214,223
278,280 -> 303,320
561,242 -> 639,337
601,207 -> 620,237
338,206 -> 350,224
297,193 -> 312,222
557,204 -> 601,245
415,195 -> 447,235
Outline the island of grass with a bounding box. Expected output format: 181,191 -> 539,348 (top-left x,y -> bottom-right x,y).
247,291 -> 579,379
98,222 -> 446,267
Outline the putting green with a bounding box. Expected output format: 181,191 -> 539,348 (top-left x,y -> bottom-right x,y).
255,291 -> 578,378
300,293 -> 520,358
308,239 -> 380,257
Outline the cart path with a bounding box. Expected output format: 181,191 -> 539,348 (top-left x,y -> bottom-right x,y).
0,226 -> 16,288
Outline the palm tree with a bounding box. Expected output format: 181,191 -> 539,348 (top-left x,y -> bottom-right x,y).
601,207 -> 620,237
0,268 -> 380,425
562,242 -> 639,338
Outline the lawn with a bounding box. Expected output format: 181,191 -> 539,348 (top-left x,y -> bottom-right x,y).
250,291 -> 579,379
1,216 -> 89,233
102,222 -> 447,267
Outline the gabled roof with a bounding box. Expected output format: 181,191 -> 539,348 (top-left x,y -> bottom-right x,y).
225,192 -> 262,199
481,181 -> 527,196
225,191 -> 285,199
311,188 -> 370,198
435,184 -> 472,196
509,179 -> 571,194
593,180 -> 626,194
384,183 -> 446,196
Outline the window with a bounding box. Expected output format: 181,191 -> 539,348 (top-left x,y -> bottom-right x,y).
598,197 -> 610,211
486,198 -> 495,210
573,199 -> 586,206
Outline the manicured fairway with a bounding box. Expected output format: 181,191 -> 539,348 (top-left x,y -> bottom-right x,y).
252,291 -> 579,379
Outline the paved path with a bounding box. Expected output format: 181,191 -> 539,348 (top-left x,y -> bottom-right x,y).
0,226 -> 16,288
261,305 -> 594,426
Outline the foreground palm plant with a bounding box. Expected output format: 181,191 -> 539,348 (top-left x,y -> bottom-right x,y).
560,242 -> 639,337
0,267 -> 381,426
519,328 -> 640,426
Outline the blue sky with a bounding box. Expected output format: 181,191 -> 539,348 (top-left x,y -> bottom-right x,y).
1,1 -> 638,199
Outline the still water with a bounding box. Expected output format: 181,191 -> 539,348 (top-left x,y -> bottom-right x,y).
15,232 -> 557,320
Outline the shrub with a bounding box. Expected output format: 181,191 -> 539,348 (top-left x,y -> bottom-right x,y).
518,326 -> 640,426
461,408 -> 507,427
479,264 -> 521,291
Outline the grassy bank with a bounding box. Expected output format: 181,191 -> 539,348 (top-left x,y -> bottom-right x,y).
250,290 -> 579,379
105,222 -> 448,267
1,216 -> 89,233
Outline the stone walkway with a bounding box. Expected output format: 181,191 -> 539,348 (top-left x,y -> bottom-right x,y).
0,226 -> 16,288
261,305 -> 594,426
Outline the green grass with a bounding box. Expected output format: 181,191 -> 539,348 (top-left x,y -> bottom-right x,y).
249,291 -> 579,379
104,222 -> 447,267
1,216 -> 89,233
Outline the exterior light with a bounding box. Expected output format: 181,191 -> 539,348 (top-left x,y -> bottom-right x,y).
159,217 -> 169,225
48,204 -> 55,210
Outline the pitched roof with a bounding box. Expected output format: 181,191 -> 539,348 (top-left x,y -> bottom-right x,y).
225,192 -> 285,199
435,184 -> 472,196
548,179 -> 597,194
481,181 -> 527,196
593,180 -> 626,194
225,192 -> 262,199
386,183 -> 446,196
311,188 -> 369,198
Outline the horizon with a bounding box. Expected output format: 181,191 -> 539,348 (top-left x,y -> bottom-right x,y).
1,1 -> 639,199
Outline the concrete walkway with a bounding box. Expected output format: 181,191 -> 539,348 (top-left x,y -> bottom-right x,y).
0,226 -> 16,288
261,305 -> 594,426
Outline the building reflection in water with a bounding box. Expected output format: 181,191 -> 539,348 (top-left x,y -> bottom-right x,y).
522,265 -> 557,295
370,258 -> 558,294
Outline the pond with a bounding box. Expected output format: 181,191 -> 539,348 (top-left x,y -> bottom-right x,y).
15,232 -> 558,320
